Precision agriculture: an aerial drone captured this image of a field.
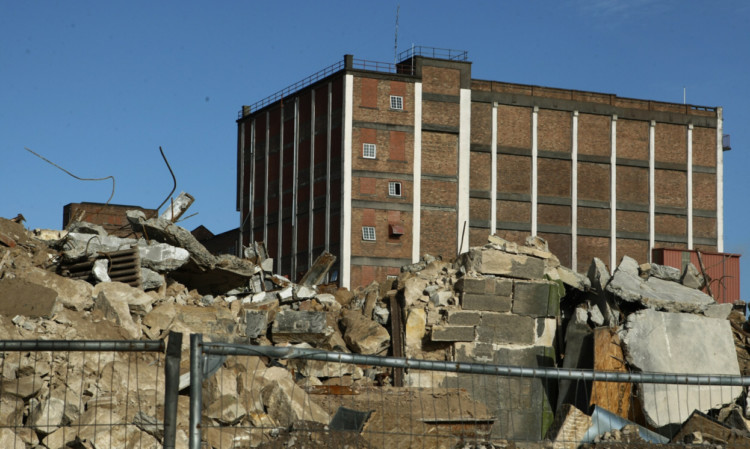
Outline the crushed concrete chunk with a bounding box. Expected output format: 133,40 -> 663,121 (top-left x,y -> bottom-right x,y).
621,309 -> 742,427
606,256 -> 714,313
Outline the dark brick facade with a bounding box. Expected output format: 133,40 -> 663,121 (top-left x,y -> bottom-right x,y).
237,51 -> 725,288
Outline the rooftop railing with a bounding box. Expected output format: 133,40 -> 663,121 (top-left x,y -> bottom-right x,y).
397,45 -> 468,62
239,47 -> 468,117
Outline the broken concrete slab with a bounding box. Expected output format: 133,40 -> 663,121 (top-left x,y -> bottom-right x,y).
587,257 -> 610,293
93,289 -> 142,339
271,310 -> 331,345
681,262 -> 706,289
512,280 -> 563,318
93,282 -> 155,317
62,232 -> 138,260
461,247 -> 546,279
126,211 -> 216,269
0,278 -> 60,318
137,241 -> 190,272
17,267 -> 93,311
340,309 -> 390,355
298,251 -> 336,286
644,263 -> 681,283
621,309 -> 743,427
606,256 -> 715,313
159,191 -> 195,222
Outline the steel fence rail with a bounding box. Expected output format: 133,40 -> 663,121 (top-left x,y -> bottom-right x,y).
0,339 -> 165,352
200,342 -> 750,387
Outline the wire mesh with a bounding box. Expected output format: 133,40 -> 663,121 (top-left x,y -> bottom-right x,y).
194,341 -> 750,449
0,340 -> 165,448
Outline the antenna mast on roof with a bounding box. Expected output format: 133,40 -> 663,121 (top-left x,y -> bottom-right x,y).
394,5 -> 400,63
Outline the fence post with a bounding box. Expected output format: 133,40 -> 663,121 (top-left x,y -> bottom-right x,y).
189,333 -> 204,449
163,332 -> 182,449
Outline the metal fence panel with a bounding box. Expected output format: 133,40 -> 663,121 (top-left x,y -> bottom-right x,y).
0,339 -> 169,448
191,339 -> 750,449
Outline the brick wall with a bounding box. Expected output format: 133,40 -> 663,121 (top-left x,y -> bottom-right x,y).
63,203 -> 157,237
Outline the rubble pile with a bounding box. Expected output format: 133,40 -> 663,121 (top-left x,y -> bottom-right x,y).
1,211 -> 750,448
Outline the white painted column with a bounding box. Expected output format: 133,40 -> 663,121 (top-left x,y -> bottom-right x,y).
341,74 -> 354,288
264,112 -> 270,247
238,121 -> 246,256
687,124 -> 694,250
412,82 -> 422,263
325,83 -> 332,254
648,120 -> 655,261
291,98 -> 299,278
309,90 -> 316,268
531,106 -> 538,236
249,121 -> 255,243
610,115 -> 617,272
490,102 -> 498,235
277,108 -> 284,274
716,107 -> 724,252
571,111 -> 578,271
457,88 -> 471,254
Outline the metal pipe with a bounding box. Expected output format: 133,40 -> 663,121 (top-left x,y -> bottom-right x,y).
0,340 -> 164,352
189,334 -> 203,449
200,342 -> 750,387
163,332 -> 182,449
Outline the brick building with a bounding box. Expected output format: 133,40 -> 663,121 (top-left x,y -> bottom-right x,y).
236,47 -> 727,289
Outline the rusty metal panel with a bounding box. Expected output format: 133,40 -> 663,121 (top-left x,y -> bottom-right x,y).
652,248 -> 741,304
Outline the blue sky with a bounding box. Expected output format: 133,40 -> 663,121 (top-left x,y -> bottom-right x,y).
2,1 -> 749,293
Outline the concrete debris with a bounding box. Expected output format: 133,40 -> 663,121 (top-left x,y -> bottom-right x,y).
621,309 -> 742,427
606,255 -> 715,313
2,210 -> 749,448
159,191 -> 195,222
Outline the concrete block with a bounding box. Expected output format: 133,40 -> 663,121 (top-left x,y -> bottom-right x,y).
271,310 -> 330,345
244,310 -> 268,339
622,309 -> 743,427
455,276 -> 510,295
431,325 -> 474,342
462,293 -> 511,312
512,280 -> 562,318
465,248 -> 546,279
447,310 -> 482,326
449,345 -> 555,440
476,313 -> 535,345
0,278 -> 60,319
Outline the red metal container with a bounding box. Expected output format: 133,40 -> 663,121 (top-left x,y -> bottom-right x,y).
651,248 -> 741,304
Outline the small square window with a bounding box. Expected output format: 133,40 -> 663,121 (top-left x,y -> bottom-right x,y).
362,226 -> 376,241
388,181 -> 402,197
390,95 -> 403,110
363,143 -> 376,159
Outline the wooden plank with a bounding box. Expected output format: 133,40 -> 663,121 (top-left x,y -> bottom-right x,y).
589,327 -> 633,420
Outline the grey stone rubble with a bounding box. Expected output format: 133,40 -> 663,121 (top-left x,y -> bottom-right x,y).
0,211 -> 748,448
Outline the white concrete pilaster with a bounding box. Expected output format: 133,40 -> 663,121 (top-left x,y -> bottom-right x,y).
717,107 -> 724,252
531,106 -> 538,236
610,115 -> 617,272
309,90 -> 315,268
571,111 -> 578,271
687,124 -> 694,250
457,88 -> 471,254
491,102 -> 498,235
412,82 -> 422,263
341,74 -> 354,288
648,120 -> 656,261
238,121 -> 246,256
291,98 -> 299,277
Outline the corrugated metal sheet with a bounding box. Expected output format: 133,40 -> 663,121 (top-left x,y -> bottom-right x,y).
652,248 -> 741,304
